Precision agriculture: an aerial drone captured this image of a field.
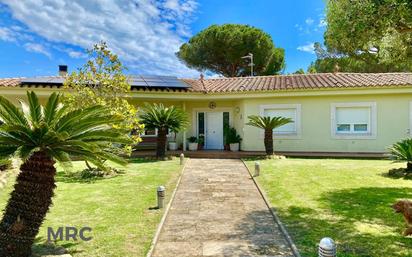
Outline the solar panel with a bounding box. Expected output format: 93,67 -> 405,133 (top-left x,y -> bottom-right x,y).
21,77 -> 65,84
21,75 -> 189,89
129,75 -> 189,89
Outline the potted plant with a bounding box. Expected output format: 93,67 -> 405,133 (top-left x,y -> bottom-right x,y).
168,131 -> 178,151
227,127 -> 242,152
187,136 -> 198,151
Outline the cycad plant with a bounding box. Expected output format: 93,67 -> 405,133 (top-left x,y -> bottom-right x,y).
140,103 -> 188,158
0,92 -> 131,257
389,138 -> 412,172
246,115 -> 293,155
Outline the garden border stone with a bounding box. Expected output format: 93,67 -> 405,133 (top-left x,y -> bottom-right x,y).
145,157 -> 189,257
241,159 -> 302,257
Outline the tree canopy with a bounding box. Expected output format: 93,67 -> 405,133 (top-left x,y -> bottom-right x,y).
307,42 -> 412,73
63,42 -> 143,156
316,0 -> 412,72
176,24 -> 285,77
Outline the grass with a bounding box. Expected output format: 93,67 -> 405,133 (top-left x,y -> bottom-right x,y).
244,158 -> 412,257
0,158 -> 182,257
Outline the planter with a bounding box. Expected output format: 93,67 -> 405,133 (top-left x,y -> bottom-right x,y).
188,143 -> 198,151
168,142 -> 178,151
229,143 -> 240,152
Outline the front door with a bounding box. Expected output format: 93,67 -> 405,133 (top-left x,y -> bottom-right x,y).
205,112 -> 224,149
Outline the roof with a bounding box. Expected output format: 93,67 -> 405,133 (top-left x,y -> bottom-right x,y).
183,73 -> 412,93
1,73 -> 412,93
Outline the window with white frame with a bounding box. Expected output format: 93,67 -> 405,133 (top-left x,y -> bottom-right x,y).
331,102 -> 376,138
141,128 -> 171,137
260,104 -> 301,136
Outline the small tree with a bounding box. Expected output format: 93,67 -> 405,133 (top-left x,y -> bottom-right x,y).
247,115 -> 292,155
140,103 -> 188,158
63,42 -> 143,167
177,24 -> 285,77
389,138 -> 412,172
0,92 -> 131,257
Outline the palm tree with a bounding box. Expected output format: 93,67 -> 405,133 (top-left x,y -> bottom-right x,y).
389,138 -> 412,172
140,103 -> 188,158
246,115 -> 293,155
0,92 -> 131,257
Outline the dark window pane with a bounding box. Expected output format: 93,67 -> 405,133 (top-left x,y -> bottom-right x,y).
354,124 -> 368,132
144,129 -> 156,136
337,124 -> 350,132
223,112 -> 230,128
198,112 -> 205,135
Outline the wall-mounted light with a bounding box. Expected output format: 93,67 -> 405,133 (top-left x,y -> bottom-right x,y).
235,107 -> 240,113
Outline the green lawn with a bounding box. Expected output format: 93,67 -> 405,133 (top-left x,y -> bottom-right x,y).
244,158 -> 412,257
0,159 -> 182,257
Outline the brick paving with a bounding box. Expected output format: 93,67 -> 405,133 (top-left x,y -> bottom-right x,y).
151,159 -> 295,257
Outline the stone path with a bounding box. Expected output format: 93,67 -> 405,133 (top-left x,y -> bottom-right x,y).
151,159 -> 295,257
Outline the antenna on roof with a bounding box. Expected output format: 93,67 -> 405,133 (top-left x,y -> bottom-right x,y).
241,53 -> 254,77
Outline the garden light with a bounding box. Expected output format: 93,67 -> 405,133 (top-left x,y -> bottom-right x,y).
180,153 -> 184,165
318,237 -> 336,257
254,161 -> 260,177
157,186 -> 165,209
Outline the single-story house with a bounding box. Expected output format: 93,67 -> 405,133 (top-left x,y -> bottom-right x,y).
1,67 -> 412,155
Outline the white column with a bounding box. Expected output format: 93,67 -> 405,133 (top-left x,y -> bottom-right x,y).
182,101 -> 186,151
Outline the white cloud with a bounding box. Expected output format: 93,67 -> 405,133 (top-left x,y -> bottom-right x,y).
297,42 -> 315,54
1,0 -> 200,77
0,27 -> 16,42
305,18 -> 314,25
24,42 -> 51,58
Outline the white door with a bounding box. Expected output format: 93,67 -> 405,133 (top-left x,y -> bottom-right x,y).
206,112 -> 224,149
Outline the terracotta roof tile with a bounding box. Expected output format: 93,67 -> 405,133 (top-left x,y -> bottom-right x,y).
182,73 -> 412,93
1,73 -> 412,93
0,78 -> 23,87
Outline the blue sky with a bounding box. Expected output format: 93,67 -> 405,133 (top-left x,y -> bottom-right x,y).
0,0 -> 326,78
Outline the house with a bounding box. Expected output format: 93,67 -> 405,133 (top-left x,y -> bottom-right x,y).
1,67 -> 412,156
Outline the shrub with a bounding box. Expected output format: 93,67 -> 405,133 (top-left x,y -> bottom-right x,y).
226,127 -> 242,144
187,136 -> 198,143
389,138 -> 412,171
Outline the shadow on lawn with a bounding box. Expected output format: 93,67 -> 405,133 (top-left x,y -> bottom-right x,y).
381,168 -> 412,180
278,187 -> 412,257
55,170 -> 124,184
32,237 -> 82,256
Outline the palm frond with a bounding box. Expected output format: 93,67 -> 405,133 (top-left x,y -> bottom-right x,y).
26,91 -> 42,126
246,115 -> 293,130
0,91 -> 132,170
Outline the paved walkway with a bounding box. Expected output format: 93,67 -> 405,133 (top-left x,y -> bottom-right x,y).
152,159 -> 295,257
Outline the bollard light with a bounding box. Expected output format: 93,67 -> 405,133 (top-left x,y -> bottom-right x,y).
180,153 -> 184,165
319,237 -> 336,257
157,186 -> 165,209
254,161 -> 260,177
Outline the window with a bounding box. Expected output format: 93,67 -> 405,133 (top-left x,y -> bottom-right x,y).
198,112 -> 205,135
331,102 -> 377,139
144,129 -> 157,136
260,104 -> 301,138
335,107 -> 370,134
141,128 -> 171,137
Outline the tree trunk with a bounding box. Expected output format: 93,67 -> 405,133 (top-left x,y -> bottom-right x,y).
0,151 -> 56,257
156,127 -> 168,158
85,160 -> 93,170
407,162 -> 412,173
264,129 -> 274,155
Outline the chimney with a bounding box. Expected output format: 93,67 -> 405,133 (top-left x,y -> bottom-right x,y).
58,65 -> 68,76
199,73 -> 204,82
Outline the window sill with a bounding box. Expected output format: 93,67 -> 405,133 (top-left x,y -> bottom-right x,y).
332,133 -> 376,140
